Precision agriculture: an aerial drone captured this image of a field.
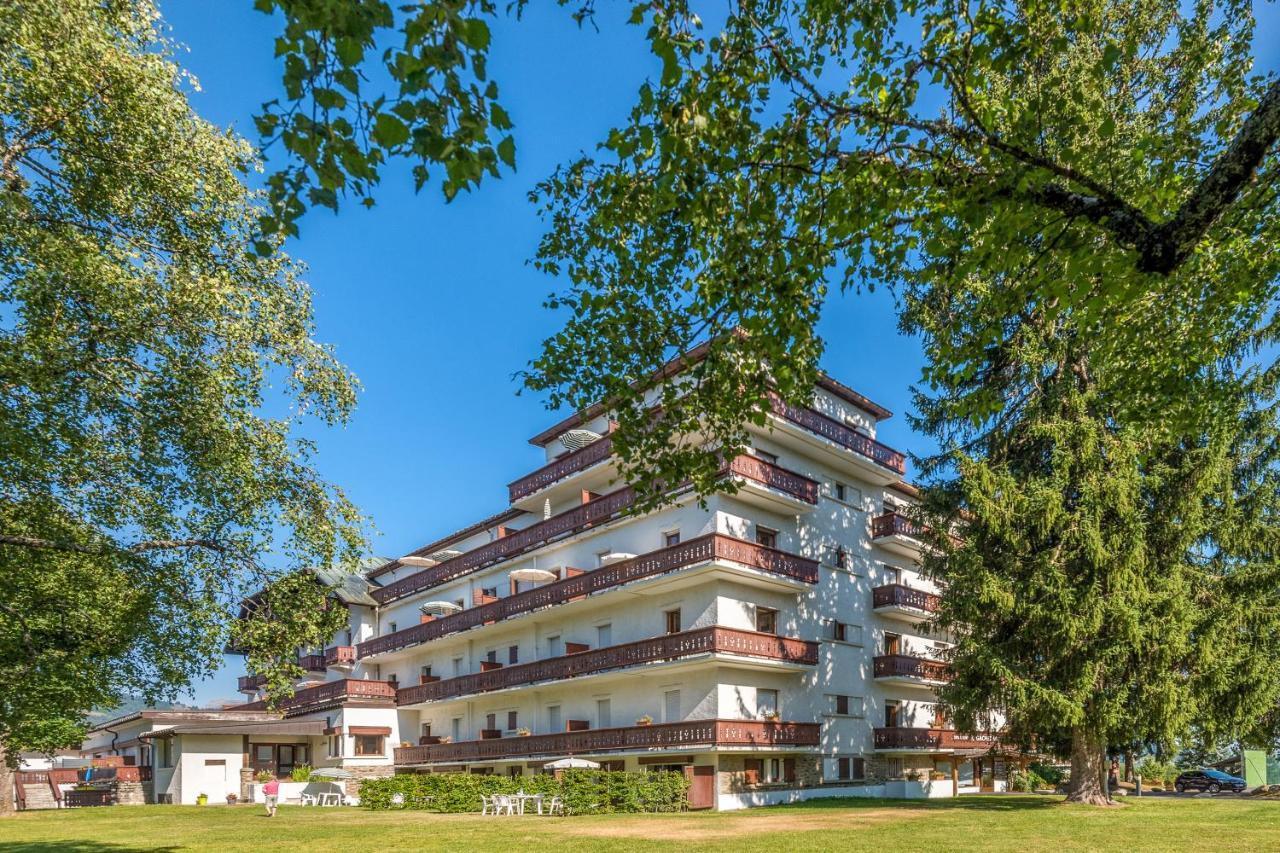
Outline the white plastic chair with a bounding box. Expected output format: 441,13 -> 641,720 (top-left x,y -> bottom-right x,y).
546,796 -> 565,816
493,794 -> 515,816
480,795 -> 493,816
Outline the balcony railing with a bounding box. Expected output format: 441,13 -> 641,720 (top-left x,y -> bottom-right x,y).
508,435 -> 615,503
767,392 -> 906,474
325,645 -> 357,667
397,627 -> 817,706
722,454 -> 820,504
872,654 -> 952,683
395,719 -> 821,765
358,534 -> 819,658
871,583 -> 941,614
871,511 -> 925,540
381,455 -> 818,606
236,678 -> 396,715
872,727 -> 999,751
373,486 -> 639,604
298,653 -> 327,672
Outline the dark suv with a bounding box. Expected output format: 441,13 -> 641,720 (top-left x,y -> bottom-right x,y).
1173,769 -> 1247,793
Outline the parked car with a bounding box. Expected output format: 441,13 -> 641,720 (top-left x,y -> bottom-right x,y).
1173,769 -> 1247,793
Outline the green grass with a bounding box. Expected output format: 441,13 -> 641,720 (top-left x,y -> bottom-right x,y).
1,795 -> 1277,852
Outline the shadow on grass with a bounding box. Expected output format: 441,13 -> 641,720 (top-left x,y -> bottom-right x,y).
0,840 -> 180,845
769,794 -> 1063,814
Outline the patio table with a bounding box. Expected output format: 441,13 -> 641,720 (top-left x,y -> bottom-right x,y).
511,793 -> 544,815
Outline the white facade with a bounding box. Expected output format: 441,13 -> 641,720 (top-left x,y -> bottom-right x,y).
231,369 -> 1006,808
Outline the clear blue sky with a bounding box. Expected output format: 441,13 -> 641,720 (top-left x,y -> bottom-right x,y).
163,2 -> 1278,705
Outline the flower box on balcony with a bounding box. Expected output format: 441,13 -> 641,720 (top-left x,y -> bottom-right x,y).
418,736 -> 442,745
419,674 -> 440,684
479,729 -> 503,739
565,719 -> 590,732
565,642 -> 590,655
479,660 -> 504,672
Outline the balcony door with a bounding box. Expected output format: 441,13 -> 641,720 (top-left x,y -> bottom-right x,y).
884,632 -> 901,656
884,702 -> 900,728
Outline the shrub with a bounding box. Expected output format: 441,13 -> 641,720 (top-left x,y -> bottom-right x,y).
255,770 -> 274,783
1136,758 -> 1179,788
290,764 -> 312,782
1029,763 -> 1064,786
1008,768 -> 1050,792
359,769 -> 689,814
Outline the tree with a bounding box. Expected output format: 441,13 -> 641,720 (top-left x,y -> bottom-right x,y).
0,0 -> 365,797
907,296 -> 1280,803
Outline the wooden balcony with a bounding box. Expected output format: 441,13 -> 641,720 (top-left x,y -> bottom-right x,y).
872,654 -> 952,685
871,511 -> 926,558
766,391 -> 906,479
871,583 -> 941,622
359,534 -> 819,658
325,645 -> 357,668
394,719 -> 821,765
236,678 -> 396,716
721,454 -> 820,509
298,653 -> 327,672
397,627 -> 818,706
237,651 -> 327,693
872,727 -> 999,752
373,486 -> 638,604
508,434 -> 615,503
238,674 -> 265,693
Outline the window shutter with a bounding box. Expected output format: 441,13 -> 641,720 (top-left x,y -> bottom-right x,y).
784,758 -> 797,783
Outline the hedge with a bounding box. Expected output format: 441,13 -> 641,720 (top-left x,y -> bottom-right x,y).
359,769 -> 689,814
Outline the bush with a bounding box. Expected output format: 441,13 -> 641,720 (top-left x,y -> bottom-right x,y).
359,769 -> 689,814
1029,763 -> 1064,786
1136,758 -> 1179,788
290,764 -> 312,782
1007,768 -> 1050,793
255,770 -> 274,783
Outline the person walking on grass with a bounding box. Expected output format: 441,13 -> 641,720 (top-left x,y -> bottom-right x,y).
263,776 -> 280,817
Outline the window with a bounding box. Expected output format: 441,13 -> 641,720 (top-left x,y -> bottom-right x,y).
508,766 -> 523,778
450,717 -> 462,742
547,635 -> 562,657
757,689 -> 779,719
354,734 -> 384,756
453,656 -> 464,676
547,705 -> 562,732
884,565 -> 902,585
885,702 -> 900,728
420,665 -> 433,680
596,698 -> 612,728
507,711 -> 519,731
884,632 -> 901,655
485,713 -> 497,730
833,757 -> 865,781
831,695 -> 863,717
254,745 -> 273,764
481,586 -> 497,598
327,735 -> 342,758
508,645 -> 519,664
596,623 -> 612,647
421,723 -> 432,738
664,609 -> 681,635
485,649 -> 498,664
596,550 -> 612,567
663,690 -> 681,723
755,526 -> 778,549
835,695 -> 850,715
834,482 -> 846,501
664,530 -> 681,547
834,545 -> 849,570
160,738 -> 174,768
755,607 -> 777,635
388,621 -> 397,634
755,449 -> 778,464
344,629 -> 353,645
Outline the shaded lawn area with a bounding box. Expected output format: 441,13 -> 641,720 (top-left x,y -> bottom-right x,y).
1,795 -> 1277,852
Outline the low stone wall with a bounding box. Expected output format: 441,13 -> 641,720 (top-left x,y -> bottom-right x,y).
114,781 -> 147,806
341,765 -> 395,801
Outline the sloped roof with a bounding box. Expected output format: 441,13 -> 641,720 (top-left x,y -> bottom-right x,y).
311,556 -> 388,606
141,718 -> 324,739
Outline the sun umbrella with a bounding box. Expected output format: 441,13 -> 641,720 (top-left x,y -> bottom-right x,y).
309,767 -> 353,779
399,555 -> 439,568
558,429 -> 602,451
597,552 -> 636,566
420,600 -> 463,616
543,757 -> 601,769
509,568 -> 558,583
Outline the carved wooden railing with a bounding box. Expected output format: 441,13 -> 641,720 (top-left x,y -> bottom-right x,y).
872,727 -> 999,751
722,454 -> 820,504
767,392 -> 906,474
871,511 -> 925,540
871,583 -> 941,614
373,486 -> 638,604
397,627 -> 817,706
508,435 -> 615,502
325,645 -> 357,667
359,534 -> 819,658
235,678 -> 396,714
872,654 -> 952,683
395,719 -> 821,765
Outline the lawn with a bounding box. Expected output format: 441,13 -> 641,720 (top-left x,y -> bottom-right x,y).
1,795 -> 1277,852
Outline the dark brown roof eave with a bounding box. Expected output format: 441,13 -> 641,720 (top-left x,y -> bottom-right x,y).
526,343 -> 893,447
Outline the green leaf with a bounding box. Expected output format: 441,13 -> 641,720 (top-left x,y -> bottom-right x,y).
372,113 -> 410,147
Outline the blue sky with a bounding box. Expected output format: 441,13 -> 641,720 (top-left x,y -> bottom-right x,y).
164,2 -> 1278,704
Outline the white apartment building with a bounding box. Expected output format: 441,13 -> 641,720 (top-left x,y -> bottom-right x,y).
90,357 -> 1015,810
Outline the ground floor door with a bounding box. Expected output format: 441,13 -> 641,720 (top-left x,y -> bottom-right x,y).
685,765 -> 715,810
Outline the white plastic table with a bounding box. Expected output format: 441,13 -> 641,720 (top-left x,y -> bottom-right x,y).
318,792 -> 341,806
512,793 -> 544,815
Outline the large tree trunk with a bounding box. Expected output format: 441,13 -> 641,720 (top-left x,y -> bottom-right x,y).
0,747 -> 14,816
1065,727 -> 1113,805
